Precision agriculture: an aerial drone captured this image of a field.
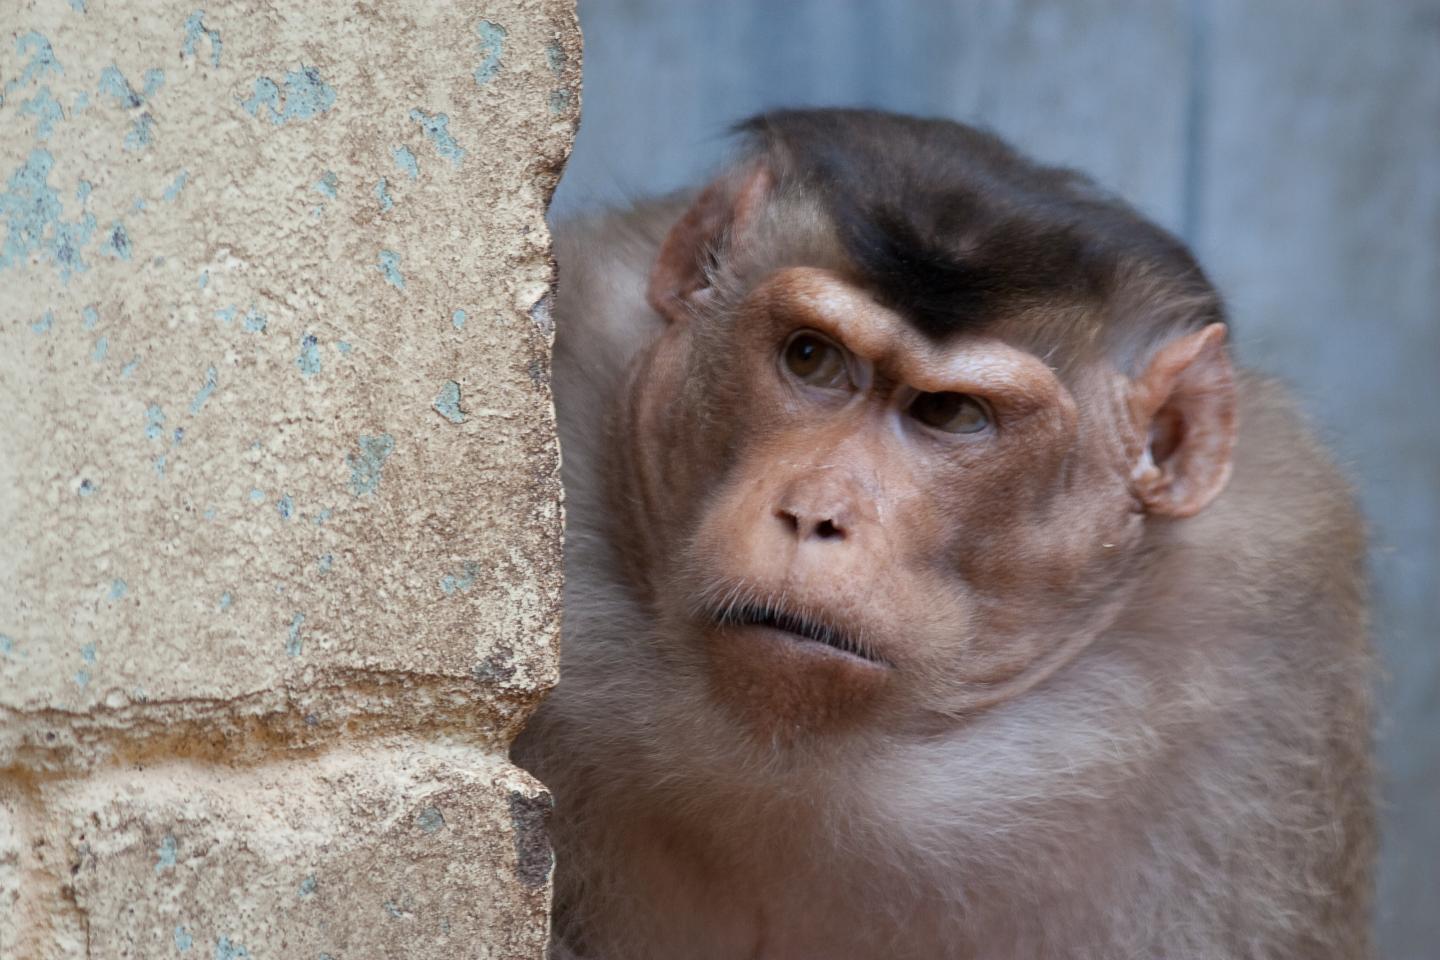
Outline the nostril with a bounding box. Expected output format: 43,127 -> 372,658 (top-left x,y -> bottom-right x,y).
775,509 -> 800,534
814,518 -> 842,540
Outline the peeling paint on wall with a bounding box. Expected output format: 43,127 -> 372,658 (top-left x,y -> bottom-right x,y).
410,108 -> 465,165
181,9 -> 222,68
1,149 -> 97,281
239,67 -> 336,125
346,434 -> 396,496
295,335 -> 322,376
475,20 -> 509,86
433,380 -> 467,423
189,365 -> 218,412
377,250 -> 405,289
392,146 -> 419,180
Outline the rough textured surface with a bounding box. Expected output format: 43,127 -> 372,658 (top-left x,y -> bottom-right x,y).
556,3 -> 1439,955
0,0 -> 578,955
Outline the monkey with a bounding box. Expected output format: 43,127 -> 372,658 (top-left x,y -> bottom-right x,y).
513,109 -> 1374,960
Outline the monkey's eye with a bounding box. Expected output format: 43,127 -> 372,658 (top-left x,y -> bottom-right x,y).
908,392 -> 991,434
782,332 -> 851,389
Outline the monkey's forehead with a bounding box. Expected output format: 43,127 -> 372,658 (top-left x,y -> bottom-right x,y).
747,266 -> 1071,404
733,110 -> 1223,347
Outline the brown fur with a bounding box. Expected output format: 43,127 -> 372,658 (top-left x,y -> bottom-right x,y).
514,110 -> 1374,960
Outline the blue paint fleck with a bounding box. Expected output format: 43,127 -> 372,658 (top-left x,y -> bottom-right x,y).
377,250 -> 404,289
312,507 -> 332,525
78,478 -> 97,496
105,221 -> 131,260
409,108 -> 464,165
31,310 -> 53,334
155,834 -> 177,871
97,65 -> 142,108
130,195 -> 147,213
82,304 -> 98,328
218,591 -> 232,611
296,334 -> 321,376
277,494 -> 293,519
74,669 -> 89,687
80,643 -> 97,663
181,10 -> 222,68
433,380 -> 466,424
416,805 -> 445,833
109,579 -> 127,600
317,553 -> 333,574
124,113 -> 155,151
474,20 -> 507,86
144,404 -> 166,440
440,561 -> 480,595
173,926 -> 193,952
198,269 -> 208,288
373,177 -> 393,213
451,309 -> 466,330
75,180 -> 92,202
69,0 -> 86,11
20,87 -> 64,140
92,336 -> 108,362
336,340 -> 352,354
214,935 -> 250,960
346,433 -> 395,496
172,427 -> 184,445
545,41 -> 567,75
153,455 -> 167,475
549,88 -> 573,115
298,873 -> 317,897
214,305 -> 236,325
142,68 -> 165,99
1,149 -> 98,282
120,357 -> 140,378
241,307 -> 266,333
392,145 -> 418,180
312,170 -> 338,199
203,507 -> 216,520
163,170 -> 189,202
72,91 -> 89,112
5,33 -> 63,99
240,66 -> 335,125
238,77 -> 279,118
189,365 -> 218,413
0,635 -> 12,657
286,612 -> 304,656
248,488 -> 265,503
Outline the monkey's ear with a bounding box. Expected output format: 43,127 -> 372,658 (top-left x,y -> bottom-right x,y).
647,164 -> 773,324
1129,323 -> 1237,518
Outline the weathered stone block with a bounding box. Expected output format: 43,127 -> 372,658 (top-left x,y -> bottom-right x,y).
1,0 -> 577,954
11,744 -> 550,958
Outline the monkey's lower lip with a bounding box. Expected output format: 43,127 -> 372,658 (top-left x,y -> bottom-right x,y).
711,603 -> 889,667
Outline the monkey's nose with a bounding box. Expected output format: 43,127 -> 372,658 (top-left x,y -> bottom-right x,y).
775,507 -> 848,542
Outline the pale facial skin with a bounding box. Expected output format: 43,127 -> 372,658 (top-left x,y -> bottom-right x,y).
623,264 -> 1234,738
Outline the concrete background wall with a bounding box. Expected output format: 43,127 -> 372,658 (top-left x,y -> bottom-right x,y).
555,1 -> 1439,956
0,1 -> 578,956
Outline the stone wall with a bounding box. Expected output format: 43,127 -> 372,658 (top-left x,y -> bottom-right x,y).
0,1 -> 578,956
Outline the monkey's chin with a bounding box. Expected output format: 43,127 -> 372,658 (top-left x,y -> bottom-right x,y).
701,622 -> 891,735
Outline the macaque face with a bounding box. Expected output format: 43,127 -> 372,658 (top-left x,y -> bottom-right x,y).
634,266 -> 1151,734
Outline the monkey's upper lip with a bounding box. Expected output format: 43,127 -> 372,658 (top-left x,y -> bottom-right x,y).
711,602 -> 889,667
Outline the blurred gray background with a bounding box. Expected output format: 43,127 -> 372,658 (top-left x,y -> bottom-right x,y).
552,0 -> 1439,955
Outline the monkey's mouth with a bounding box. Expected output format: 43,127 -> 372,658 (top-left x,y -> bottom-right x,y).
711,602 -> 888,667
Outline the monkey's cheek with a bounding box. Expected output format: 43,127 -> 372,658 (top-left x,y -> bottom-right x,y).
698,624 -> 891,737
